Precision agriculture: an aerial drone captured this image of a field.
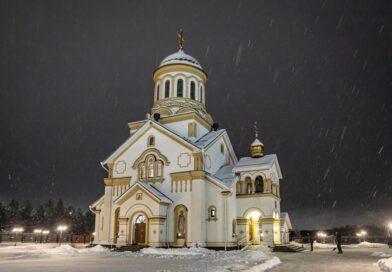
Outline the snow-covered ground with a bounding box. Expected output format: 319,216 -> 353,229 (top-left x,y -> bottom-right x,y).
0,243 -> 280,272
378,257 -> 392,272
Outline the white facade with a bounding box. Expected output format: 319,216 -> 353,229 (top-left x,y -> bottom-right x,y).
90,42 -> 291,248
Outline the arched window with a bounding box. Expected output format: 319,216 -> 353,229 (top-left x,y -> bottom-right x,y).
200,86 -> 203,102
255,176 -> 264,193
156,85 -> 160,101
137,154 -> 165,182
247,183 -> 252,194
156,161 -> 163,177
165,80 -> 170,98
135,215 -> 146,224
147,156 -> 155,178
177,79 -> 183,97
148,136 -> 155,147
190,81 -> 195,99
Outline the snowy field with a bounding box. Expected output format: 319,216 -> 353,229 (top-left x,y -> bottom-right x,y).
274,242 -> 392,272
1,243 -> 391,272
0,243 -> 280,272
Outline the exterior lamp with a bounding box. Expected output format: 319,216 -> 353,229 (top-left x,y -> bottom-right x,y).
361,230 -> 367,242
57,225 -> 68,246
12,227 -> 24,246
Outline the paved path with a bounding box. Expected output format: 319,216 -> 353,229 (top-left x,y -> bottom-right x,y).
268,247 -> 391,272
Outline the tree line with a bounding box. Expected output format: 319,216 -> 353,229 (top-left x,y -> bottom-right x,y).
0,199 -> 94,234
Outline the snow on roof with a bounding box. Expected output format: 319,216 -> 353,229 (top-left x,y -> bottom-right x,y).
280,212 -> 293,229
251,138 -> 264,146
211,164 -> 236,188
233,154 -> 277,171
159,49 -> 203,70
194,129 -> 226,149
114,181 -> 172,204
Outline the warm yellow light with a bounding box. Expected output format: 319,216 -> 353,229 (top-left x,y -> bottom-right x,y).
251,211 -> 261,221
92,232 -> 96,236
361,230 -> 367,235
57,225 -> 67,231
42,230 -> 50,234
388,223 -> 392,230
317,231 -> 326,238
12,227 -> 24,233
34,229 -> 42,234
356,232 -> 362,237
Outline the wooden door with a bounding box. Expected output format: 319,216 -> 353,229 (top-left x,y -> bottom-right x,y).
135,223 -> 146,244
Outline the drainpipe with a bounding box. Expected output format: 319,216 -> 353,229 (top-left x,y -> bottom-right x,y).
224,195 -> 227,251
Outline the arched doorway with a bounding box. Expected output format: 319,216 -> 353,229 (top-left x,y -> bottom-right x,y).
173,205 -> 187,247
132,214 -> 147,245
245,210 -> 262,245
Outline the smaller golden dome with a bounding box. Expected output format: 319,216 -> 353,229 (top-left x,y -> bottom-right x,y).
250,122 -> 264,158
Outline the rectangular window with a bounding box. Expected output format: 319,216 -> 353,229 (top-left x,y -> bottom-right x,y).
188,122 -> 197,138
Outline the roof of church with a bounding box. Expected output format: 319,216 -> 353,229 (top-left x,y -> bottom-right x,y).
194,129 -> 226,149
280,212 -> 293,229
210,164 -> 236,188
114,181 -> 173,204
159,49 -> 203,70
233,154 -> 278,172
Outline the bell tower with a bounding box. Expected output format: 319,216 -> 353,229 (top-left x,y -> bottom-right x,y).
150,31 -> 213,126
250,122 -> 265,158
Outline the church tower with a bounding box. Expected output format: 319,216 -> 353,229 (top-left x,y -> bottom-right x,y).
149,31 -> 214,140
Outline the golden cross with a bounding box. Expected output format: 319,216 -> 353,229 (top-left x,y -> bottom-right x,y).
177,29 -> 185,50
254,121 -> 259,139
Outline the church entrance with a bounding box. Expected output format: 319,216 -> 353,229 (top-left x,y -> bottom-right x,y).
134,215 -> 146,244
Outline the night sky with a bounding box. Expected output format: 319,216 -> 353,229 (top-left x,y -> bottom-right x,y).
0,0 -> 391,229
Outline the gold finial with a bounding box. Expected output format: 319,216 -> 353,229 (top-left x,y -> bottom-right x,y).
177,29 -> 185,50
254,121 -> 259,139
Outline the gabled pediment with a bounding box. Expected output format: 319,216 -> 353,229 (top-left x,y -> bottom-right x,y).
101,119 -> 200,168
113,181 -> 172,205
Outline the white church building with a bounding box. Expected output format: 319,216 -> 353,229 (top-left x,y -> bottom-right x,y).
90,33 -> 291,248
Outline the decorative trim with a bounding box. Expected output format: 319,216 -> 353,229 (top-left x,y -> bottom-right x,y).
115,160 -> 126,174
132,148 -> 170,169
104,177 -> 131,187
153,64 -> 208,83
236,193 -> 281,201
177,152 -> 192,168
158,112 -> 213,130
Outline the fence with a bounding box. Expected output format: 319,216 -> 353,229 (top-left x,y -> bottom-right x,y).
0,232 -> 93,244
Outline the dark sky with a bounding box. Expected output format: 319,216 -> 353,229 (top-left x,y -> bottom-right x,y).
0,0 -> 391,229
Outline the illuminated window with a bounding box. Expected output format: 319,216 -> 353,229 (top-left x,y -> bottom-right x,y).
137,154 -> 164,182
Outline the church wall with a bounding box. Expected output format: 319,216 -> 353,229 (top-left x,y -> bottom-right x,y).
204,137 -> 230,174
236,196 -> 278,219
163,120 -> 209,141
112,126 -> 196,198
